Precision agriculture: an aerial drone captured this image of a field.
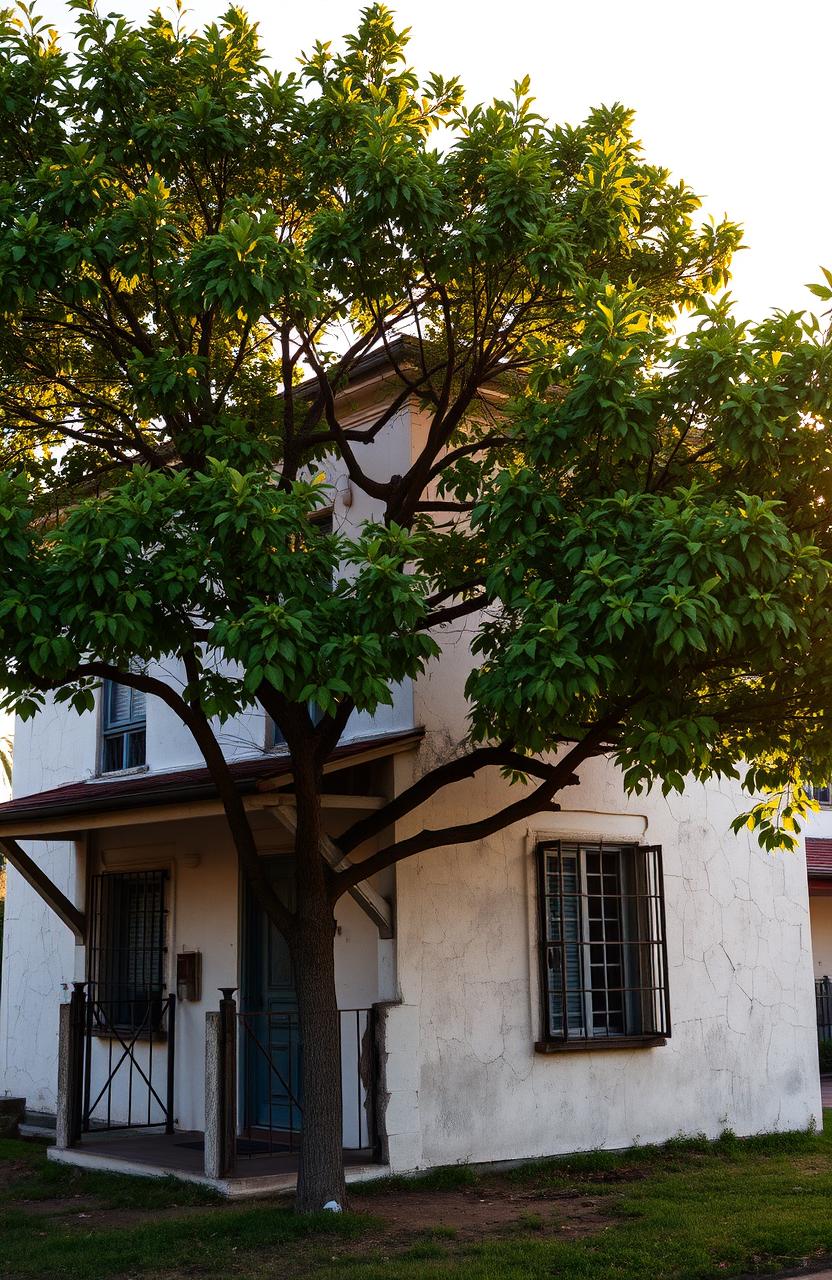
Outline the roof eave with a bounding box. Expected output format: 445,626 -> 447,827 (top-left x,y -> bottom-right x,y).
0,728 -> 423,839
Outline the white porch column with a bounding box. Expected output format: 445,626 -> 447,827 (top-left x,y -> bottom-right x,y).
375,1002 -> 423,1172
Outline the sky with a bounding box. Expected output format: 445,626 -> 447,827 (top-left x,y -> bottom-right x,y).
34,0 -> 832,322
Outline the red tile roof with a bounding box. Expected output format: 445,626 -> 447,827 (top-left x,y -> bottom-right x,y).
0,728 -> 423,828
806,838 -> 832,875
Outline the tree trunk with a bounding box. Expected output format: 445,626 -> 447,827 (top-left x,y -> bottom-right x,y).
290,764 -> 347,1213
291,903 -> 346,1212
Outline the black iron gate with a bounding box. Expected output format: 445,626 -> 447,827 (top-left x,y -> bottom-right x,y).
81,987 -> 176,1133
237,1005 -> 378,1159
78,869 -> 176,1134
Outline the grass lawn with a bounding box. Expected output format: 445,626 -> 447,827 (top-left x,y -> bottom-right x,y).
4,1119 -> 832,1279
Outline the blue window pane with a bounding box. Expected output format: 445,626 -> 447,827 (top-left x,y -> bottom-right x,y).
101,679 -> 146,772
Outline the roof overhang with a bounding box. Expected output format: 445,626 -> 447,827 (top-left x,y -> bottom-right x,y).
0,728 -> 422,943
0,728 -> 422,840
807,837 -> 832,880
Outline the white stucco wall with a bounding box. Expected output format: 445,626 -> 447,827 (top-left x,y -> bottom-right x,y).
0,696 -> 89,1111
0,398 -> 412,1116
378,745 -> 821,1172
0,848 -> 80,1112
0,712 -> 11,802
372,615 -> 822,1173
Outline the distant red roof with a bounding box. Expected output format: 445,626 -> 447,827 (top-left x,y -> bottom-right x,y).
806,838 -> 832,876
0,728 -> 423,830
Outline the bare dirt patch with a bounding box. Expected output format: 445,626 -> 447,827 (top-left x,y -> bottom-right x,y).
349,1178 -> 617,1242
0,1158 -> 35,1191
20,1173 -> 619,1245
16,1196 -> 102,1216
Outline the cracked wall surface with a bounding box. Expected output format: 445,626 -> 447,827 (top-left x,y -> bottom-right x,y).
375,616 -> 824,1173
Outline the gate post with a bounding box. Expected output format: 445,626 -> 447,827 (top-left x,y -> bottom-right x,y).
204,1011 -> 222,1178
205,989 -> 237,1179
56,982 -> 86,1149
165,994 -> 177,1135
219,988 -> 237,1176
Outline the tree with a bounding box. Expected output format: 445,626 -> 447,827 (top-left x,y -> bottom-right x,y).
0,0 -> 831,1209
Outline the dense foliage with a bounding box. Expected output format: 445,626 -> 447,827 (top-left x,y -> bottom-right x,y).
0,2 -> 826,850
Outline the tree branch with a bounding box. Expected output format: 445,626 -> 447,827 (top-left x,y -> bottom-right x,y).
425,434 -> 513,484
336,743 -> 575,858
296,332 -> 392,501
332,719 -> 621,895
414,500 -> 474,513
422,594 -> 489,629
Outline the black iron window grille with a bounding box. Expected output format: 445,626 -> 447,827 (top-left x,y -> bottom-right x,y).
101,679 -> 146,773
536,841 -> 670,1049
88,871 -> 168,1034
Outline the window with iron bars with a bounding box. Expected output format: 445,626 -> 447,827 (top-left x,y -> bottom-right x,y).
88,871 -> 168,1034
100,679 -> 146,773
536,841 -> 670,1050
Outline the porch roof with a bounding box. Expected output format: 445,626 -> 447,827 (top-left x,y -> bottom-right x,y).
0,727 -> 423,835
807,837 -> 832,877
0,728 -> 420,942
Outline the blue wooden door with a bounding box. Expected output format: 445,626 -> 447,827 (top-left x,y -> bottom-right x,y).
242,858 -> 302,1136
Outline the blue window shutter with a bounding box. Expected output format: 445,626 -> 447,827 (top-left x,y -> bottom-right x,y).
102,678 -> 147,772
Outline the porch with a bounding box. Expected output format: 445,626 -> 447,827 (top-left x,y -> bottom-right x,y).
50,984 -> 389,1196
49,1131 -> 386,1198
0,731 -> 420,1196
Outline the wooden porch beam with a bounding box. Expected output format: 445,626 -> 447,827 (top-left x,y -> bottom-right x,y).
0,837 -> 85,943
266,807 -> 394,940
0,791 -> 385,841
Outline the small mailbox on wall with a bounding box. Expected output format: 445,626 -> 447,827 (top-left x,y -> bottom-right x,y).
176,951 -> 202,1003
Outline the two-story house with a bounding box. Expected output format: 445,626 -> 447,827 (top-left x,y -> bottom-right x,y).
0,355 -> 822,1193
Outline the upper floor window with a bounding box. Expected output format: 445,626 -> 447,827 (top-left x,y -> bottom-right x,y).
809,782 -> 832,807
101,679 -> 146,773
536,840 -> 670,1050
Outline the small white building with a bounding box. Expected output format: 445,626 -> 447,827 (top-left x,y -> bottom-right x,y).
0,369 -> 822,1192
